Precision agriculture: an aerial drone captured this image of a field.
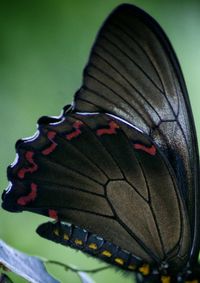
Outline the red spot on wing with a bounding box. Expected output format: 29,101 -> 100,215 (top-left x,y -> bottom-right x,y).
96,121 -> 119,136
17,183 -> 38,206
42,131 -> 57,155
18,151 -> 38,179
134,144 -> 156,156
48,209 -> 58,219
66,120 -> 83,140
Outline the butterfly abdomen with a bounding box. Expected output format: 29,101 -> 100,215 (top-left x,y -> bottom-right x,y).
37,221 -> 147,272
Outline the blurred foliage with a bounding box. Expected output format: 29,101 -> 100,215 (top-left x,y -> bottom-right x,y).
0,1 -> 200,282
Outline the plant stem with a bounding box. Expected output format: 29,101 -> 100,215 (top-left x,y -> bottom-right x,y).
46,260 -> 109,274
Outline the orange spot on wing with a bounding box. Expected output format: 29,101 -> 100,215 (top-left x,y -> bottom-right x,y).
17,183 -> 38,206
66,120 -> 83,140
42,131 -> 57,155
96,121 -> 119,136
18,151 -> 38,178
48,209 -> 58,219
134,144 -> 156,155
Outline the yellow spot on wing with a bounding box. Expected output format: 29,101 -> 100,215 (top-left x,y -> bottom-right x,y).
74,239 -> 83,245
139,264 -> 150,275
88,243 -> 98,250
101,250 -> 112,257
161,276 -> 170,283
53,229 -> 59,236
114,258 -> 124,265
128,264 -> 136,270
63,233 -> 69,240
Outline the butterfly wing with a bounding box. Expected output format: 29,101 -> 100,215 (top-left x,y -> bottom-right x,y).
1,3 -> 199,276
2,113 -> 190,273
73,4 -> 199,262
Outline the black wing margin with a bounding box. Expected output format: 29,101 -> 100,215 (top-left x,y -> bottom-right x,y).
73,4 -> 199,262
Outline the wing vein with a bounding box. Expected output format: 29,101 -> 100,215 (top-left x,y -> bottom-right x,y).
92,48 -> 162,120
100,32 -> 164,94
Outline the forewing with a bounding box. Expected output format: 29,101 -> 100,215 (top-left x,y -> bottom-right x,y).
74,4 -> 199,260
2,113 -> 190,271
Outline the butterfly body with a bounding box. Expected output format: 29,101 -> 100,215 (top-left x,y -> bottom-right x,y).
2,4 -> 200,283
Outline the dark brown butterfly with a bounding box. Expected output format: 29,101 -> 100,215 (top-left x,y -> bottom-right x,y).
2,4 -> 200,283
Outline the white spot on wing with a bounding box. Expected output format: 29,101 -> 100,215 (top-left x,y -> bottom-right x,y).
75,112 -> 100,116
50,116 -> 65,126
21,130 -> 40,143
4,182 -> 13,194
107,113 -> 143,133
10,154 -> 19,168
75,111 -> 143,133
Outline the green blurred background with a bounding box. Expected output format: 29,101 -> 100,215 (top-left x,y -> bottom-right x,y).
0,0 -> 200,282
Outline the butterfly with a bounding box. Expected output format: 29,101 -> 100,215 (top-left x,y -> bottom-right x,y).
2,4 -> 200,283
